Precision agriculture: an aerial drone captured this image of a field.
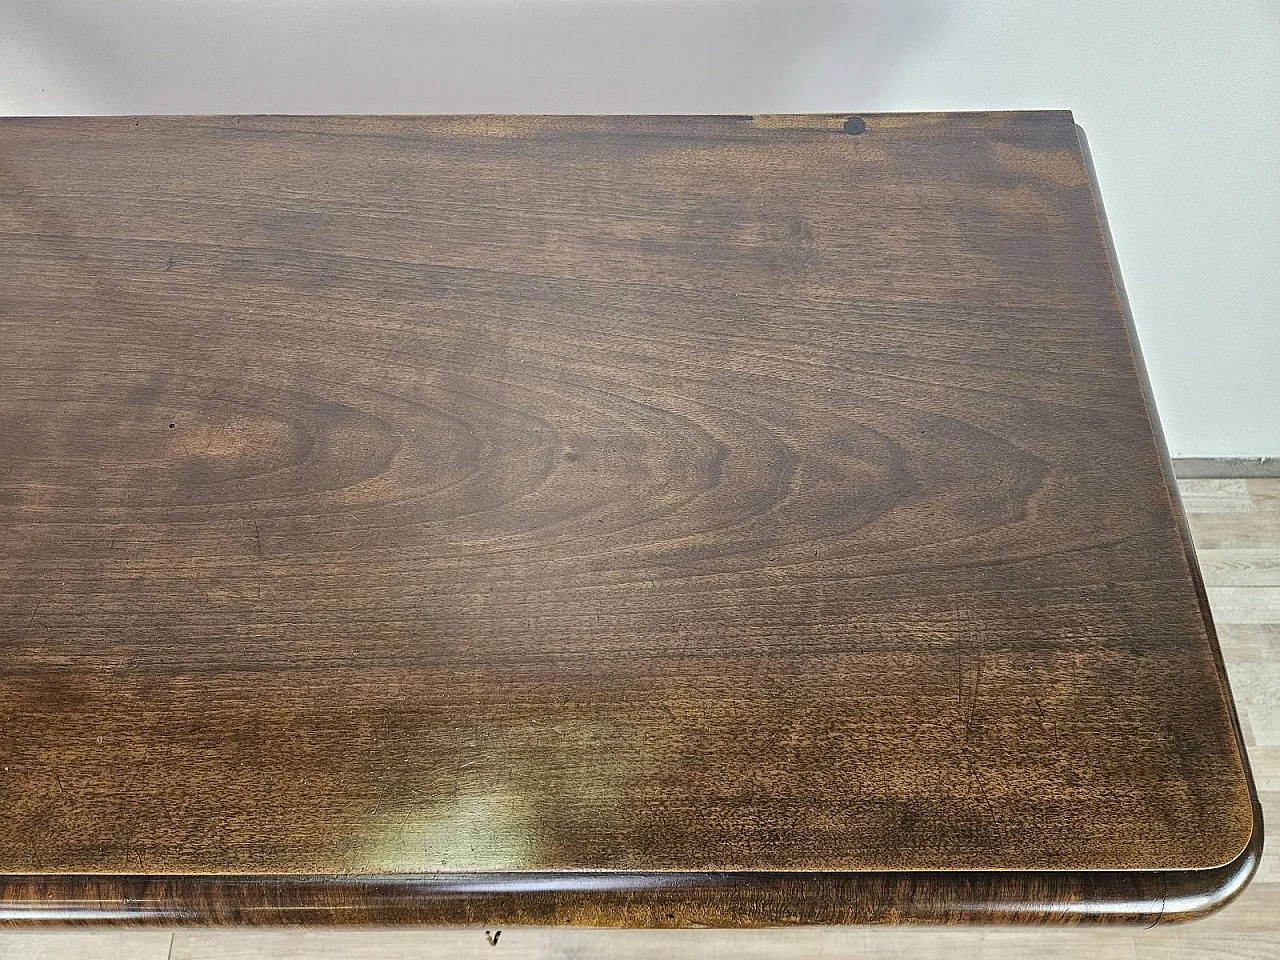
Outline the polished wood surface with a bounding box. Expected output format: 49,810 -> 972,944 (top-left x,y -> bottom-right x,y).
2,474 -> 1276,951
0,112 -> 1257,924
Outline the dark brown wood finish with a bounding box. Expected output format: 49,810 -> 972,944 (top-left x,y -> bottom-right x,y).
0,807 -> 1264,926
0,112 -> 1259,924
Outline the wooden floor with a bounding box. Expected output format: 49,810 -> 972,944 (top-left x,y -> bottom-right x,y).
4,475 -> 1278,959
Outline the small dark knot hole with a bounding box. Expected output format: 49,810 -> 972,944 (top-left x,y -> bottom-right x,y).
169,423 -> 175,429
842,116 -> 867,135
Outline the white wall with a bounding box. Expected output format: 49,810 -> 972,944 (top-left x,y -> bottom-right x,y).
2,0 -> 1277,457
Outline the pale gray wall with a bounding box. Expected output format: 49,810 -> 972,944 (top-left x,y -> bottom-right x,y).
2,0 -> 1277,456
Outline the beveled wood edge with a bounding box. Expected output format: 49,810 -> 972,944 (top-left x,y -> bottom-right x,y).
0,803 -> 1261,927
1075,119 -> 1263,879
0,110 -> 1074,128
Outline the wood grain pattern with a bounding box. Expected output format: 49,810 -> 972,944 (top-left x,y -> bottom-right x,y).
1179,479 -> 1253,514
2,472 -> 1275,951
1247,480 -> 1280,510
1197,552 -> 1280,587
1207,589 -> 1280,624
1183,513 -> 1280,550
0,112 -> 1257,924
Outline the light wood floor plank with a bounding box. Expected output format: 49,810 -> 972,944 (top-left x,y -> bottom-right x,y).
1224,666 -> 1280,745
169,926 -> 1141,960
1246,480 -> 1280,511
0,931 -> 173,960
1246,746 -> 1280,791
1198,551 -> 1280,586
1179,479 -> 1254,514
1134,935 -> 1280,960
1187,511 -> 1280,550
1260,792 -> 1280,883
1217,623 -> 1280,664
1206,587 -> 1280,624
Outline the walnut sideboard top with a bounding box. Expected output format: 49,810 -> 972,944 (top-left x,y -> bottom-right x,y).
0,112 -> 1260,925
